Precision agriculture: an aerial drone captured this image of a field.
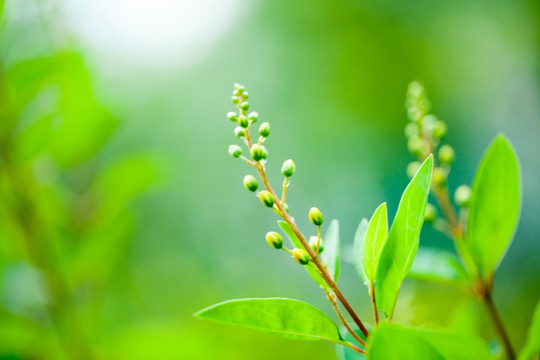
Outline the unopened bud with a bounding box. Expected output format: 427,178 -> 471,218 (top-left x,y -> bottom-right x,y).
259,190 -> 275,208
404,122 -> 419,138
238,115 -> 249,128
239,102 -> 249,111
234,83 -> 243,90
234,126 -> 245,138
227,112 -> 238,122
309,207 -> 323,226
232,96 -> 240,105
259,122 -> 270,137
282,203 -> 289,213
281,159 -> 296,177
424,203 -> 437,223
438,144 -> 455,165
421,114 -> 437,131
454,185 -> 471,208
233,87 -> 244,96
251,144 -> 267,161
292,248 -> 310,265
309,236 -> 324,254
243,175 -> 258,192
228,145 -> 242,158
406,161 -> 421,179
432,167 -> 447,188
407,136 -> 430,157
433,120 -> 447,139
266,231 -> 283,249
248,112 -> 259,124
242,91 -> 249,99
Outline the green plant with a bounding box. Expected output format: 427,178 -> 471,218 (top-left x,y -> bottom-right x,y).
194,83 -> 540,359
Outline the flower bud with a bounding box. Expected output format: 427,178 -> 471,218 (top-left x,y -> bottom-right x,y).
232,96 -> 240,105
251,144 -> 267,161
228,145 -> 242,158
266,231 -> 283,249
248,111 -> 259,124
454,185 -> 471,208
239,102 -> 249,111
233,87 -> 244,96
242,91 -> 249,99
421,114 -> 437,131
404,122 -> 419,138
281,159 -> 296,177
234,126 -> 245,138
407,136 -> 430,157
407,106 -> 422,122
227,112 -> 238,122
438,144 -> 455,165
243,175 -> 258,192
292,248 -> 310,265
238,115 -> 249,128
282,203 -> 289,213
433,120 -> 447,139
259,122 -> 271,137
424,203 -> 437,223
309,236 -> 324,254
432,167 -> 447,188
259,190 -> 275,207
309,207 -> 323,226
233,83 -> 243,89
406,161 -> 421,179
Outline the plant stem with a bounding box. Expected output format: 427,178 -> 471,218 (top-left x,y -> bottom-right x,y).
325,291 -> 367,348
369,284 -> 379,325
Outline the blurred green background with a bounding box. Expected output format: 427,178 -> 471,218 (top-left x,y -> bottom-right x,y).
0,0 -> 539,358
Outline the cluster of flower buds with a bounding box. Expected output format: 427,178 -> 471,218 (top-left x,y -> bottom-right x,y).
225,83 -> 325,267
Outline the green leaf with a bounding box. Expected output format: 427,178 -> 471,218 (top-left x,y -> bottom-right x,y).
368,324 -> 492,360
519,299 -> 540,360
278,221 -> 330,290
194,298 -> 342,343
376,155 -> 433,319
363,203 -> 388,285
353,218 -> 369,284
336,327 -> 369,360
466,135 -> 521,280
407,247 -> 470,290
322,219 -> 340,281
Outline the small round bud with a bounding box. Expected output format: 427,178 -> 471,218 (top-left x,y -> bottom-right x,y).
227,112 -> 238,122
228,145 -> 242,158
432,167 -> 447,188
243,175 -> 258,192
251,144 -> 267,161
424,203 -> 437,223
406,161 -> 421,179
232,96 -> 240,105
242,91 -> 249,99
259,190 -> 275,208
308,207 -> 323,226
266,231 -> 283,249
281,159 -> 296,177
433,120 -> 447,139
421,114 -> 437,131
407,136 -> 430,157
239,102 -> 249,111
259,122 -> 271,137
248,111 -> 259,124
282,203 -> 289,213
233,86 -> 244,96
234,126 -> 245,138
292,248 -> 310,265
454,185 -> 471,208
309,236 -> 324,254
407,106 -> 422,122
233,83 -> 242,89
438,144 -> 455,165
238,115 -> 249,128
404,122 -> 419,138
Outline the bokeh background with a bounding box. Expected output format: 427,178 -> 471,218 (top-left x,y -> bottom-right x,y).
0,0 -> 539,358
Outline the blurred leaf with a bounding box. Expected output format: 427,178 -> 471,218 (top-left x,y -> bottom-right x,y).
368,324 -> 492,360
466,135 -> 521,280
363,203 -> 388,285
408,247 -> 470,290
353,218 -> 369,284
278,221 -> 330,290
519,299 -> 540,360
194,298 -> 342,343
376,155 -> 433,319
336,327 -> 369,360
322,219 -> 340,282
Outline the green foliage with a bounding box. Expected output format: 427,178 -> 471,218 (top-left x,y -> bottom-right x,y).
362,203 -> 388,285
376,155 -> 433,319
519,300 -> 540,360
466,135 -> 521,280
322,219 -> 340,281
353,218 -> 369,284
408,248 -> 469,290
368,325 -> 492,360
336,328 -> 367,360
194,298 -> 342,343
